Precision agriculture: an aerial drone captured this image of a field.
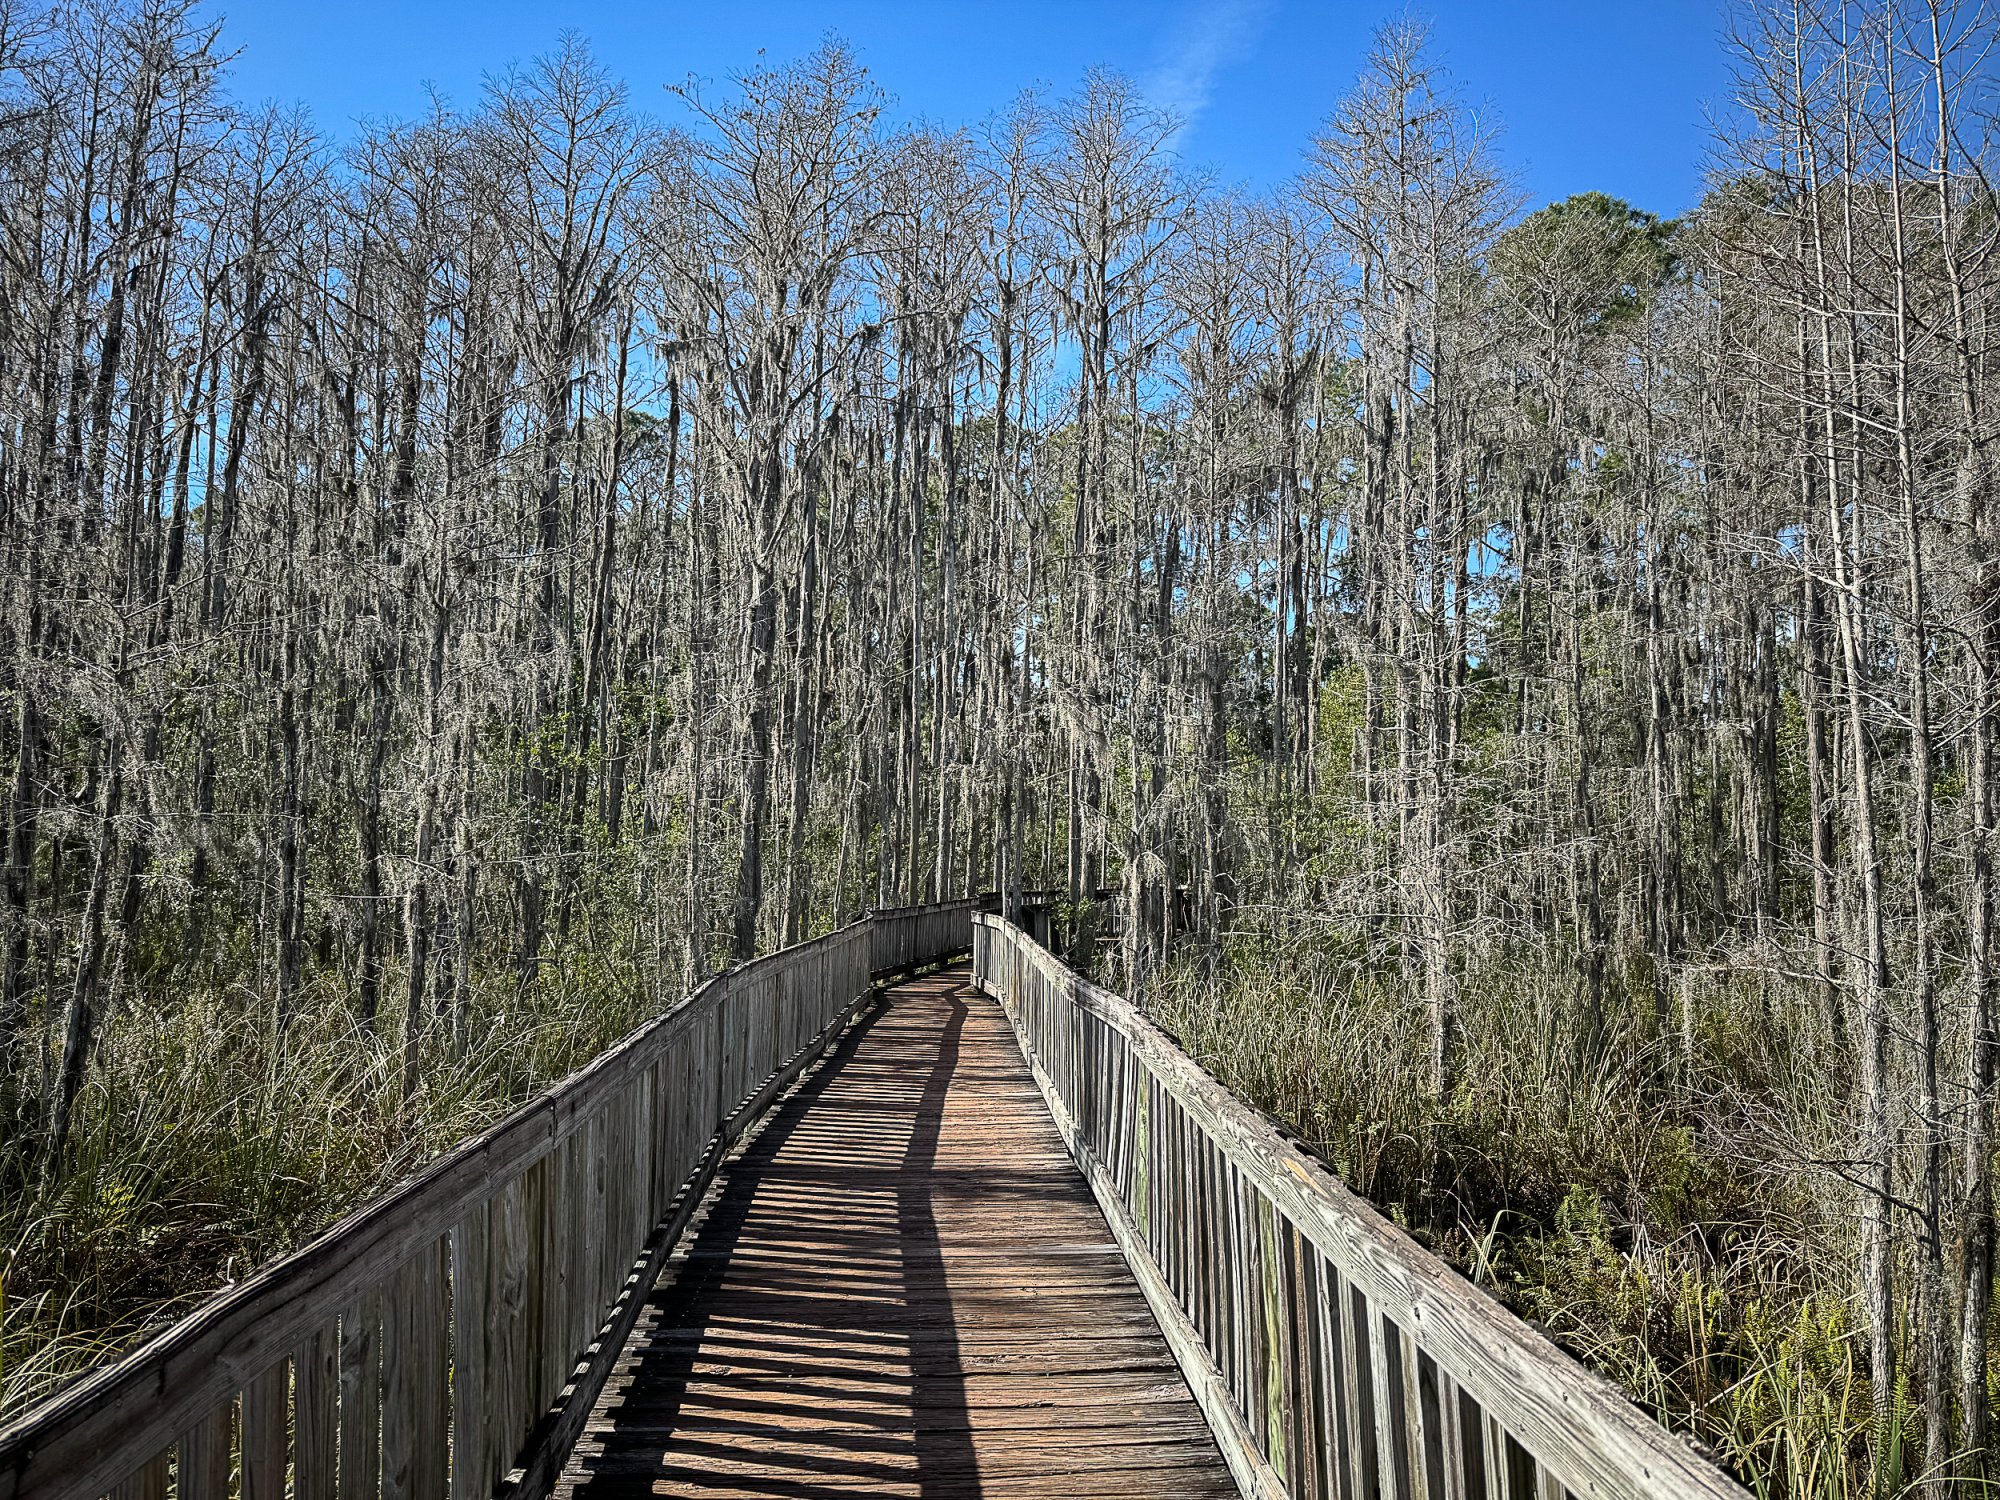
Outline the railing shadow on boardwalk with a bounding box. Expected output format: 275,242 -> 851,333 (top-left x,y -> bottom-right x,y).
559,973 -> 986,1499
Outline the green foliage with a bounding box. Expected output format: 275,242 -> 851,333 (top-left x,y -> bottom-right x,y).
1491,191 -> 1680,343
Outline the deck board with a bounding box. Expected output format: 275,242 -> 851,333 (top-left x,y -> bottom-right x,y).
554,968 -> 1237,1499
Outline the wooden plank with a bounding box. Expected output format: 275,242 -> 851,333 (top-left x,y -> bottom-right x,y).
1400,1325 -> 1436,1500
1434,1368 -> 1470,1500
522,1154 -> 553,1433
379,1260 -> 415,1500
585,1105 -> 610,1350
295,1325 -> 337,1500
175,1408 -> 231,1500
239,1363 -> 287,1500
503,976 -> 884,1500
0,908 -> 971,1500
0,918 -> 912,1500
1370,1305 -> 1413,1500
1302,1247 -> 1341,1500
1281,1221 -> 1316,1499
1485,1413 -> 1510,1500
410,1244 -> 447,1500
10,903 -> 1744,1500
0,977 -> 713,1500
449,1211 -> 492,1500
1340,1272 -> 1381,1500
487,1178 -> 532,1482
1004,981 -> 1287,1500
105,1453 -> 166,1500
1456,1388 -> 1491,1500
1258,1193 -> 1294,1486
338,1292 -> 382,1500
537,1129 -> 571,1404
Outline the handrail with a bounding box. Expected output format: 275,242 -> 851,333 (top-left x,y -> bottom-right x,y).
972,913 -> 1750,1500
0,900 -> 983,1500
869,896 -> 986,978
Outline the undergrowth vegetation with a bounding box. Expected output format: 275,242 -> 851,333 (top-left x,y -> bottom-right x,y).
0,972 -> 655,1418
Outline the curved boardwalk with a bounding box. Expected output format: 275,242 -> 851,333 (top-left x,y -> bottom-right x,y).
554,968 -> 1235,1499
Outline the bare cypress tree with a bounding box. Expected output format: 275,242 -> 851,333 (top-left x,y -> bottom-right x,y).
664,43 -> 881,960
1309,19 -> 1508,1098
483,41 -> 650,993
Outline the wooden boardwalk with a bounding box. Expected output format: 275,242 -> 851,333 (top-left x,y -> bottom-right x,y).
3,907 -> 1751,1500
554,968 -> 1236,1499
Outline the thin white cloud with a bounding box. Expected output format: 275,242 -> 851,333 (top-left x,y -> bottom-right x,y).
1142,0 -> 1274,132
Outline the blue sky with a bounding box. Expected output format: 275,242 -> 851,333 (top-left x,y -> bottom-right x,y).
216,0 -> 1733,218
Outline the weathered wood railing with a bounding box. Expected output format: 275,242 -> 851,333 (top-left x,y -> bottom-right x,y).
971,914 -> 1750,1500
870,896 -> 985,979
0,900 -> 981,1500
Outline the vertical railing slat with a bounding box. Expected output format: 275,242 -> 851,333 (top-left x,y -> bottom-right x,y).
8,908 -> 994,1500
295,1323 -> 338,1500
969,913 -> 1750,1500
178,1406 -> 233,1500
449,1210 -> 491,1500
240,1362 -> 286,1500
380,1258 -> 415,1500
339,1291 -> 382,1500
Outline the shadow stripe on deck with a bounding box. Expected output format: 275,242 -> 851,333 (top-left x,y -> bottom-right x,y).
555,968 -> 1237,1499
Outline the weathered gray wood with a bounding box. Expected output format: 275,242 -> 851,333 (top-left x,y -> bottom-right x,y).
1484,1414 -> 1510,1500
1436,1368 -> 1471,1500
176,1409 -> 231,1500
0,901 -> 1738,1500
411,1245 -> 448,1500
121,1457 -> 164,1500
240,1362 -> 287,1500
380,1257 -> 416,1500
1302,1246 -> 1341,1500
0,993 -> 696,1500
1013,999 -> 1289,1500
973,914 -> 1750,1500
498,976 -> 882,1500
553,967 -> 1234,1499
449,1211 -> 491,1500
486,1179 -> 531,1484
338,1293 -> 381,1500
530,1139 -> 565,1410
869,897 -> 980,977
295,1325 -> 337,1500
1370,1305 -> 1411,1499
1343,1273 -> 1382,1499
0,917 -> 893,1500
106,1452 -> 166,1500
0,911 -> 937,1500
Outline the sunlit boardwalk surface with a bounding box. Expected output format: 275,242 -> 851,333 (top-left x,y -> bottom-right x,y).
554,968 -> 1236,1499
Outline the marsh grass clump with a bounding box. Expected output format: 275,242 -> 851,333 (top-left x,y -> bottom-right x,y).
0,967 -> 654,1417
